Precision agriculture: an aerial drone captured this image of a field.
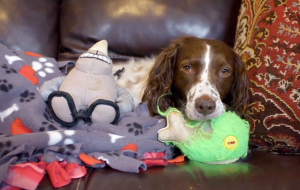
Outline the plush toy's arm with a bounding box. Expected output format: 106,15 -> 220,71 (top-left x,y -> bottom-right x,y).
116,85 -> 134,113
39,76 -> 65,101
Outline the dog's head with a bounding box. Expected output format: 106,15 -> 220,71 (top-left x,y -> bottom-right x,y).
142,36 -> 249,120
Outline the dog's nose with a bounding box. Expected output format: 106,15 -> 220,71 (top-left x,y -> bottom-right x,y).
195,96 -> 216,116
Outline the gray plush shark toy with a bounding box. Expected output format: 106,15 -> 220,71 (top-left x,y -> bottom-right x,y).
39,40 -> 134,126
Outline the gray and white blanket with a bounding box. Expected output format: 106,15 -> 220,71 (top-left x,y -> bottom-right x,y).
0,43 -> 173,189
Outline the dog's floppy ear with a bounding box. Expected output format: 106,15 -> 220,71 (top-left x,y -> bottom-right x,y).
142,37 -> 187,116
228,51 -> 249,119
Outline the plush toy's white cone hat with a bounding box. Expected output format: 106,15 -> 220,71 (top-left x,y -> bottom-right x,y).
89,40 -> 108,55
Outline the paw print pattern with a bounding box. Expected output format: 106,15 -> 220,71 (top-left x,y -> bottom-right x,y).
40,108 -> 60,131
19,90 -> 35,103
57,144 -> 76,155
0,140 -> 32,160
43,108 -> 56,123
106,151 -> 120,157
0,79 -> 13,92
0,140 -> 12,157
32,57 -> 55,77
39,121 -> 57,132
1,64 -> 17,74
126,122 -> 143,136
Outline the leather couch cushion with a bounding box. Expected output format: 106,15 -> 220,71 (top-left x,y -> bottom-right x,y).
59,0 -> 241,59
235,0 -> 300,153
0,0 -> 60,58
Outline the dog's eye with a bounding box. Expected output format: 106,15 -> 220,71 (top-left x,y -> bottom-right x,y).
220,68 -> 231,77
182,65 -> 194,73
183,65 -> 191,70
222,69 -> 229,73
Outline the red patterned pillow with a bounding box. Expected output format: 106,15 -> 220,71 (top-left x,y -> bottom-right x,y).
235,0 -> 300,154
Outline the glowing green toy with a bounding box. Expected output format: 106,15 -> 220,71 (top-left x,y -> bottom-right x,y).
157,100 -> 250,164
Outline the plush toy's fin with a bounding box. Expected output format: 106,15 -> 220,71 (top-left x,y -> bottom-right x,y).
156,93 -> 172,117
157,93 -> 195,142
89,40 -> 108,55
158,111 -> 193,142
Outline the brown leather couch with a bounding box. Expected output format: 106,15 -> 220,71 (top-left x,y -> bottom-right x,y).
1,0 -> 299,189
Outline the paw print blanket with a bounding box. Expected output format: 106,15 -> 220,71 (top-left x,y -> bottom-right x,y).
0,44 -> 176,189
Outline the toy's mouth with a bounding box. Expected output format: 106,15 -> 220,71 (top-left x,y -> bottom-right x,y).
80,52 -> 112,65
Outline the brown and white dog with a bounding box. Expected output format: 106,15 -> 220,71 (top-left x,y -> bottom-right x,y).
113,36 -> 249,120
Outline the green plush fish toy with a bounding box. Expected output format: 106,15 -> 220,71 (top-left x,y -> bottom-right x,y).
157,97 -> 250,164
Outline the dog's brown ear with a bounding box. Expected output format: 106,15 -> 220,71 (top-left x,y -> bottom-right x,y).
229,51 -> 249,119
142,37 -> 187,116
